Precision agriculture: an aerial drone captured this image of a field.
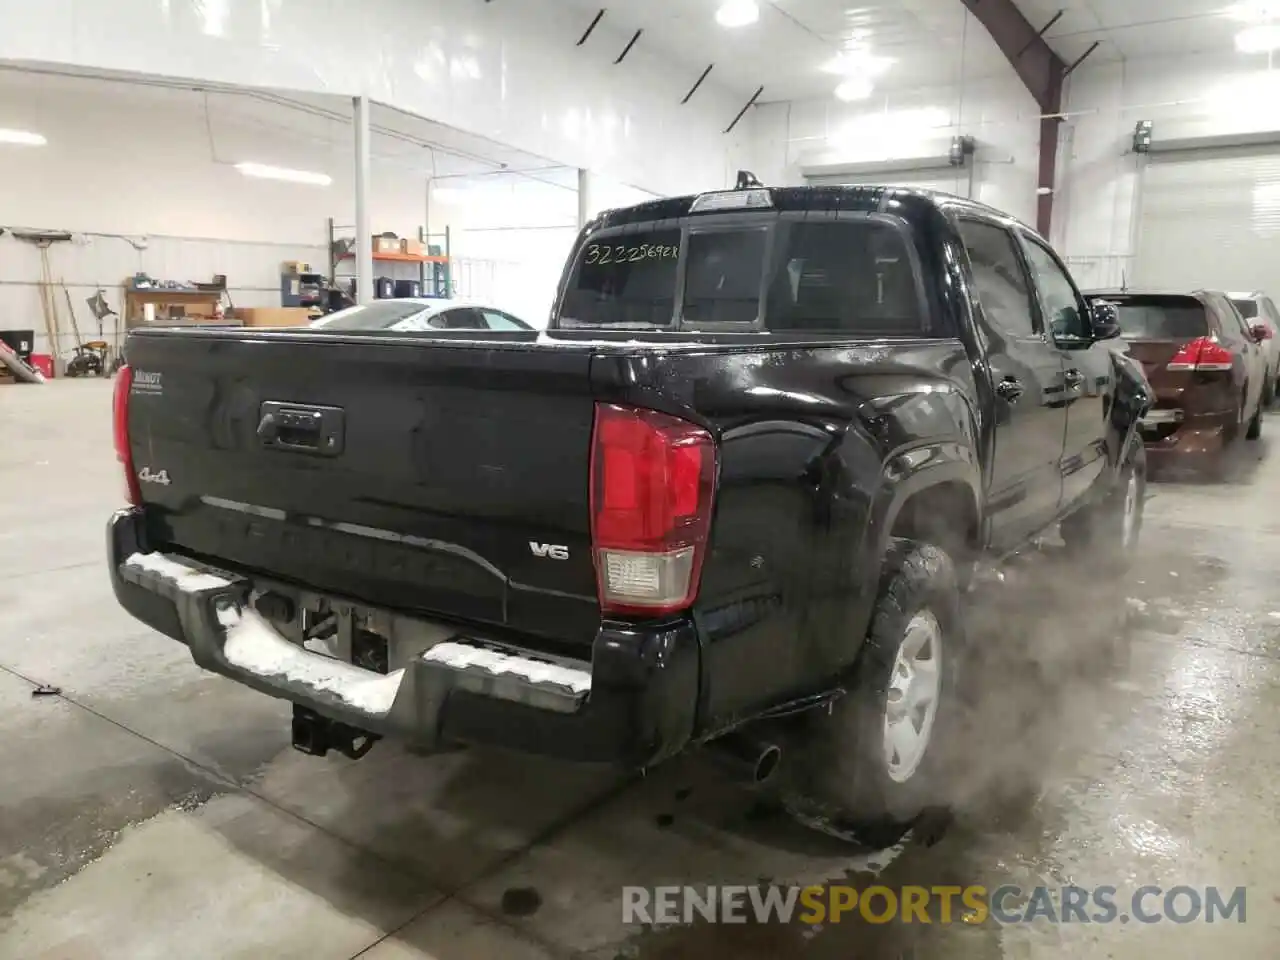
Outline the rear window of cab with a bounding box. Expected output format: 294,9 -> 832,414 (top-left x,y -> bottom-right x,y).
559,216 -> 930,337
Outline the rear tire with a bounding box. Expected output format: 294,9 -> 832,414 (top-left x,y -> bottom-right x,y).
1060,438 -> 1146,567
1264,376 -> 1276,409
783,539 -> 961,847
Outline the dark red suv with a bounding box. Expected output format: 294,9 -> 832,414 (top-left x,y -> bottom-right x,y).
1085,290 -> 1270,473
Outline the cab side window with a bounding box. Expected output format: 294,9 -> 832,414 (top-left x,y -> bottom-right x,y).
956,219 -> 1036,338
1021,237 -> 1090,342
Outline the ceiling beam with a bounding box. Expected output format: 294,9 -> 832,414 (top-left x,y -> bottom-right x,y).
960,0 -> 1069,236
961,0 -> 1066,113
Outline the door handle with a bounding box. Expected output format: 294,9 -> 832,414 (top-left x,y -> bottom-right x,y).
1064,368 -> 1085,389
995,377 -> 1025,403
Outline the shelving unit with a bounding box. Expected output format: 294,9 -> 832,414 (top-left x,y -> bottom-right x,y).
327,218 -> 452,299
338,250 -> 450,264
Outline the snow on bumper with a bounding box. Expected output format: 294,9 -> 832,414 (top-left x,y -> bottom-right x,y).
116,549 -> 588,725
218,604 -> 405,717
109,508 -> 700,766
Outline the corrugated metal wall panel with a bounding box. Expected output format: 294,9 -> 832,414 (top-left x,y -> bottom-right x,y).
1134,148 -> 1280,292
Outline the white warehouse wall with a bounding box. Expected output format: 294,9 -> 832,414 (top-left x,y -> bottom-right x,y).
0,0 -> 750,199
430,172 -> 662,326
1,71 -> 638,354
0,77 -> 446,356
1055,55 -> 1280,290
746,20 -> 1041,228
430,179 -> 579,327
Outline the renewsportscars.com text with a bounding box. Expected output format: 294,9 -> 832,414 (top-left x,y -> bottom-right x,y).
623,885 -> 1247,926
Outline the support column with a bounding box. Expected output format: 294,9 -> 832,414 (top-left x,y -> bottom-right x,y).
577,168 -> 593,231
959,0 -> 1066,235
354,94 -> 373,305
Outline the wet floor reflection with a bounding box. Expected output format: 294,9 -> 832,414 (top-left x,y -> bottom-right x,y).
618,527 -> 1280,959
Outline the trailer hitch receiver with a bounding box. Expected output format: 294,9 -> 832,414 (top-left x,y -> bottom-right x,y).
291,705 -> 380,759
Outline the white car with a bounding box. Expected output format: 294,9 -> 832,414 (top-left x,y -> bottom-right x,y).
1228,291 -> 1280,405
309,299 -> 533,333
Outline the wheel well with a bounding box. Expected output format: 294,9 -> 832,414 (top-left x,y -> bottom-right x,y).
890,482 -> 979,557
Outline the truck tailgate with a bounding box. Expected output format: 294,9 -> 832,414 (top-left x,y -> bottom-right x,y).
124,330 -> 601,647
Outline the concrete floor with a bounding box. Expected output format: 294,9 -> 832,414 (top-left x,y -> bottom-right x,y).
2,378 -> 1279,959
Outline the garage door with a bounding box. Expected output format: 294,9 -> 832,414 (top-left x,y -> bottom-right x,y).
804,166 -> 972,198
1134,148 -> 1280,292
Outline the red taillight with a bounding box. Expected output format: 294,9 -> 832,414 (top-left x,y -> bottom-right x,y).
113,364 -> 142,506
590,403 -> 716,616
1167,337 -> 1234,372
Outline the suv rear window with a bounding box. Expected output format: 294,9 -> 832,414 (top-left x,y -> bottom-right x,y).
1102,296 -> 1207,340
558,218 -> 925,335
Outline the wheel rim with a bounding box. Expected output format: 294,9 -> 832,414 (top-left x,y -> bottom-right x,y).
883,610 -> 942,784
1121,470 -> 1140,550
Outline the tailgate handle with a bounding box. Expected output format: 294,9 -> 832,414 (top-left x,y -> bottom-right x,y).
257,402 -> 345,456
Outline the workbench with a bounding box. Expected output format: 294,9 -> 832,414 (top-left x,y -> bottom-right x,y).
123,284 -> 225,329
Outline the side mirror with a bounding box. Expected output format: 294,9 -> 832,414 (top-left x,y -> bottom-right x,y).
1250,322 -> 1273,343
1090,301 -> 1121,341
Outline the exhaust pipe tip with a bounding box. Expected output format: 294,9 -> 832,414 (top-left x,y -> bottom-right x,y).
754,743 -> 782,784
706,731 -> 783,786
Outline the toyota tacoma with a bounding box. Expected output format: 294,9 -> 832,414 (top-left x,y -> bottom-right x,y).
107,183 -> 1150,841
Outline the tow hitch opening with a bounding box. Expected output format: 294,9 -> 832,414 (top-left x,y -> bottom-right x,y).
291,705 -> 380,759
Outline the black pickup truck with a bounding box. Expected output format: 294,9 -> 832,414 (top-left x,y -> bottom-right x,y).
108,184 -> 1150,840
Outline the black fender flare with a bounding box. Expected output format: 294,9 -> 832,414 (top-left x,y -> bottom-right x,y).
861,443 -> 984,595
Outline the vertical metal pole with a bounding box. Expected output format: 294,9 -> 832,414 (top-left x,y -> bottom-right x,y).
577,168 -> 592,231
354,95 -> 373,305
423,178 -> 432,296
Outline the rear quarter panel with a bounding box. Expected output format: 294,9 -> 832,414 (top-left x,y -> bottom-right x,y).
595,339 -> 982,732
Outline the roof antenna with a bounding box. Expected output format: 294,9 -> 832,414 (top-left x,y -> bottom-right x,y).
735,170 -> 764,189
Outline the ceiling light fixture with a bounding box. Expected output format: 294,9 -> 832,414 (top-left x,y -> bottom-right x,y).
1224,2 -> 1280,22
1236,23 -> 1280,51
0,128 -> 47,146
822,50 -> 894,77
716,0 -> 759,28
834,77 -> 875,102
235,162 -> 332,186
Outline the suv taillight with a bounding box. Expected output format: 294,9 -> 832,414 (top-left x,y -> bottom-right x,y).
1167,337 -> 1234,372
590,403 -> 716,616
113,364 -> 142,506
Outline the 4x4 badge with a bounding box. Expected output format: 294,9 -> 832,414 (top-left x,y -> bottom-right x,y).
138,467 -> 171,486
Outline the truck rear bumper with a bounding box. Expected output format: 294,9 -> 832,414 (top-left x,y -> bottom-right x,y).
108,508 -> 700,768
